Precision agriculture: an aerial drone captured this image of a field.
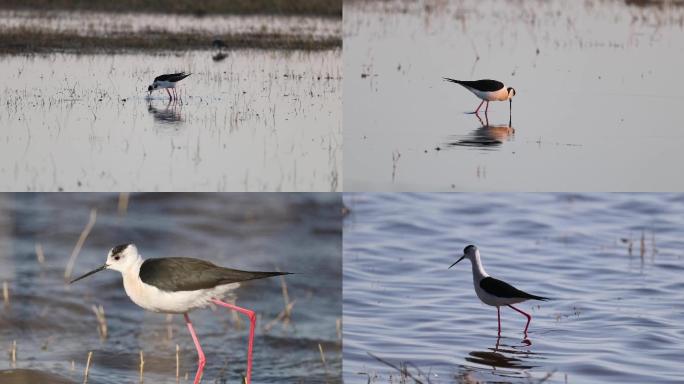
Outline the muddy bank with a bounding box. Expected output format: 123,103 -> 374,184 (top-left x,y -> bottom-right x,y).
0,0 -> 341,17
0,29 -> 341,54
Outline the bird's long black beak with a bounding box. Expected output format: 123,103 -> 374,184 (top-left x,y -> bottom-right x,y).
448,255 -> 465,269
69,264 -> 107,284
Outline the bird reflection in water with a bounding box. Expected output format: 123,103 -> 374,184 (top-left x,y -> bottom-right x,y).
465,335 -> 538,371
147,100 -> 184,125
446,113 -> 514,149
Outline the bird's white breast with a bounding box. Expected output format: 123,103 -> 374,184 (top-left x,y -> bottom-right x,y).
468,87 -> 509,102
154,80 -> 175,89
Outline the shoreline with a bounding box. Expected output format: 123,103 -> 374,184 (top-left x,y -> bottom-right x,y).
0,30 -> 342,54
0,0 -> 341,18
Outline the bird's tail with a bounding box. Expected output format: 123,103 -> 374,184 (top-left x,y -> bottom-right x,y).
239,270 -> 291,281
526,293 -> 550,301
443,77 -> 463,85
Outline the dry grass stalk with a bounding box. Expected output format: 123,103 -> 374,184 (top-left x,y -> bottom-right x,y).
318,343 -> 328,374
176,344 -> 180,380
263,300 -> 296,332
280,273 -> 292,317
336,318 -> 342,341
35,243 -> 45,264
2,281 -> 8,305
263,272 -> 296,332
139,350 -> 144,383
118,193 -> 130,216
83,351 -> 93,384
367,352 -> 429,384
92,304 -> 107,340
10,340 -> 16,368
166,314 -> 174,341
64,208 -> 98,281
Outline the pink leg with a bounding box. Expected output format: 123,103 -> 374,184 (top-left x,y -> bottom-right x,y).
474,99 -> 485,114
211,299 -> 256,384
184,313 -> 206,384
485,101 -> 490,114
497,306 -> 501,335
508,304 -> 532,335
165,88 -> 172,100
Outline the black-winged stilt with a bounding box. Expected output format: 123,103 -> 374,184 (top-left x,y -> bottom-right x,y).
443,78 -> 516,115
70,243 -> 289,384
449,245 -> 547,336
148,72 -> 191,100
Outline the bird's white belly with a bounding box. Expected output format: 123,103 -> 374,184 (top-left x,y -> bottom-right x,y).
123,273 -> 238,314
155,80 -> 175,89
474,283 -> 526,307
469,87 -> 508,102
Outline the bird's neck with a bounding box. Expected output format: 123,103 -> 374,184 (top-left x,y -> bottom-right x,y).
470,254 -> 489,281
122,257 -> 144,285
122,257 -> 145,303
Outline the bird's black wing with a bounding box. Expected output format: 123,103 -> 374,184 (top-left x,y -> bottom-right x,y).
139,257 -> 289,292
479,276 -> 547,300
443,78 -> 504,92
154,72 -> 191,82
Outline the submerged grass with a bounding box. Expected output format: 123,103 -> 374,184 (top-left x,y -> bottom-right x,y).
0,29 -> 341,54
0,0 -> 341,17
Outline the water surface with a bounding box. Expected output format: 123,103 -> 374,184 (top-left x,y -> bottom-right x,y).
0,50 -> 341,191
344,193 -> 684,383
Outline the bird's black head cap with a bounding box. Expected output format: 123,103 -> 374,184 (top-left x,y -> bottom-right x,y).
111,243 -> 131,256
464,244 -> 477,254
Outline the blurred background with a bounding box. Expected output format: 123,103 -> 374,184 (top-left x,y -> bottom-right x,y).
0,193 -> 342,383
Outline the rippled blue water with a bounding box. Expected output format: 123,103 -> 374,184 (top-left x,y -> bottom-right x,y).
0,193 -> 341,383
344,193 -> 684,383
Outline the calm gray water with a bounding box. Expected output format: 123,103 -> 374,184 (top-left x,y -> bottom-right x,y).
0,193 -> 341,383
344,0 -> 684,191
0,50 -> 341,192
344,193 -> 684,383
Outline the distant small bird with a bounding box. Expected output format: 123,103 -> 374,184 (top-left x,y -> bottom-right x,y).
148,72 -> 191,100
212,38 -> 227,50
449,245 -> 547,336
70,244 -> 289,384
444,78 -> 516,115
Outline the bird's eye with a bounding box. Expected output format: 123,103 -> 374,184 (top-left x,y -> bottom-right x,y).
114,256 -> 120,261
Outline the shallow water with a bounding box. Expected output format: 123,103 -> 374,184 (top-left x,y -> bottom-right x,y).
0,193 -> 342,383
0,50 -> 341,191
344,0 -> 684,191
343,193 -> 684,383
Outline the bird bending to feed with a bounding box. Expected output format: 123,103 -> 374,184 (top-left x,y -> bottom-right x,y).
148,72 -> 191,100
449,245 -> 547,336
70,243 -> 289,384
443,78 -> 515,115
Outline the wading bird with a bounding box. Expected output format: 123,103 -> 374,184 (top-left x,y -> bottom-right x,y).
449,245 -> 547,336
70,244 -> 289,384
148,72 -> 191,100
443,78 -> 516,116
